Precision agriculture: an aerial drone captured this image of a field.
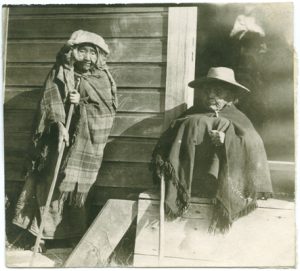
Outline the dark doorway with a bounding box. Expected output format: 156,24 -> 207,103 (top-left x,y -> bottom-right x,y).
195,3 -> 294,162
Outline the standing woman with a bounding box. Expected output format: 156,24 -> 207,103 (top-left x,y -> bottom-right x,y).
13,30 -> 117,250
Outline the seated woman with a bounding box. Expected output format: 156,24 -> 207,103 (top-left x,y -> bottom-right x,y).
152,67 -> 273,232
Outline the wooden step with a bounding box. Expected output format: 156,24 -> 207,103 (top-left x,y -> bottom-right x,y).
65,199 -> 137,267
134,191 -> 295,267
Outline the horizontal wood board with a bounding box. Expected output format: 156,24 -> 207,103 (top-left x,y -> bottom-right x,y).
4,88 -> 165,113
9,6 -> 168,15
4,6 -> 168,197
4,110 -> 164,137
8,13 -> 168,39
7,39 -> 167,63
5,64 -> 166,88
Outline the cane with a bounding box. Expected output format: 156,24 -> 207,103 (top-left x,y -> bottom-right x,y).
29,79 -> 81,267
159,172 -> 165,265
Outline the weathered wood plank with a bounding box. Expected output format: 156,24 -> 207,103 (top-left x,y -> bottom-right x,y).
138,199 -> 212,219
104,138 -> 155,162
98,162 -> 155,188
4,88 -> 165,113
64,199 -> 137,267
139,190 -> 295,210
134,254 -> 214,268
257,198 -> 294,210
139,190 -> 212,204
43,248 -> 72,267
9,6 -> 168,15
8,13 -> 167,39
270,169 -> 295,196
4,154 -> 295,197
90,187 -> 146,206
164,7 -> 197,128
5,180 -> 145,207
268,160 -> 295,172
4,108 -> 293,159
139,190 -> 294,210
4,132 -> 32,153
4,153 -> 294,196
114,114 -> 164,137
7,38 -> 167,63
4,110 -> 164,138
4,134 -> 157,163
5,156 -> 155,189
134,197 -> 295,267
5,64 -> 166,88
4,158 -> 27,182
3,7 -> 9,87
134,251 -> 294,268
6,250 -> 55,267
258,120 -> 294,162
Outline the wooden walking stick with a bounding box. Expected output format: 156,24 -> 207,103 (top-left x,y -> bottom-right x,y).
29,79 -> 80,267
159,172 -> 165,265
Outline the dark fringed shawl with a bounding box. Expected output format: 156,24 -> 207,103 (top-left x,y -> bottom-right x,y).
151,105 -> 273,232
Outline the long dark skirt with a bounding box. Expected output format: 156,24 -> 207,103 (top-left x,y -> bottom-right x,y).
13,151 -> 87,240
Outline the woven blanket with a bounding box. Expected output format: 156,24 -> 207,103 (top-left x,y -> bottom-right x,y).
28,64 -> 116,206
152,104 -> 273,232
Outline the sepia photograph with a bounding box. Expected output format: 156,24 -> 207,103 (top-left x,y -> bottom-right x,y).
2,0 -> 296,268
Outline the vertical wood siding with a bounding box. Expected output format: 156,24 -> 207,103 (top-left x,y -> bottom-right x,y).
4,6 -> 168,204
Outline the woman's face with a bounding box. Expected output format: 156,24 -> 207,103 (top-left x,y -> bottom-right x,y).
74,44 -> 98,72
197,82 -> 235,111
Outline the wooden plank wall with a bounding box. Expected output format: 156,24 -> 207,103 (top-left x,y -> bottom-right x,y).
4,6 -> 168,204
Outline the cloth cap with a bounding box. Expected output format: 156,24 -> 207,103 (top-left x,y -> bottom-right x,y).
67,30 -> 110,54
188,67 -> 250,95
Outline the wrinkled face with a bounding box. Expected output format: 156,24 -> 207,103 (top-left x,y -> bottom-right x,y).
197,82 -> 235,111
74,44 -> 98,72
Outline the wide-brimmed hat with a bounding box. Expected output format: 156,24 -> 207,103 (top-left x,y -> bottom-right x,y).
188,67 -> 250,94
67,30 -> 110,54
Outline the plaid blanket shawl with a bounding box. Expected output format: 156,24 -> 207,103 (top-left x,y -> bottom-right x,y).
28,64 -> 117,207
152,104 -> 273,232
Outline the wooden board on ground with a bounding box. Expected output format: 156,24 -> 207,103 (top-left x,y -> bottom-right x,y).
65,199 -> 137,267
133,191 -> 295,267
6,250 -> 55,267
43,248 -> 73,267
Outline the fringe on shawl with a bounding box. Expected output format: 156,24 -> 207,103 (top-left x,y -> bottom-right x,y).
151,154 -> 262,232
151,154 -> 190,218
59,191 -> 88,208
208,198 -> 258,233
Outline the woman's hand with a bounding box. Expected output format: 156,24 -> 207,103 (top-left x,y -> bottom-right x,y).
69,90 -> 80,104
209,130 -> 225,147
57,122 -> 69,151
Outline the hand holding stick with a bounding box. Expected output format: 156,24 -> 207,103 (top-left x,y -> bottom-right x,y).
30,78 -> 81,266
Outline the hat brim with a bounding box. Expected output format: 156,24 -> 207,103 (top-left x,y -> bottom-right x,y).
188,77 -> 250,95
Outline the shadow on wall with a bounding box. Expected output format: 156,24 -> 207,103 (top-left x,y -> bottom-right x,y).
4,82 -> 295,205
3,92 -> 186,195
195,3 -> 294,162
3,86 -> 295,254
4,88 -> 42,176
